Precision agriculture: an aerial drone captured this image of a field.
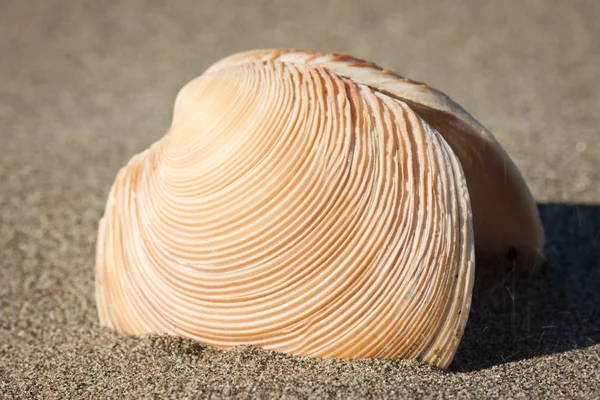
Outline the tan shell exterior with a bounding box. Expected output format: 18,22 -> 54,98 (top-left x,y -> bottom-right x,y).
207,50 -> 545,274
96,49 -> 543,369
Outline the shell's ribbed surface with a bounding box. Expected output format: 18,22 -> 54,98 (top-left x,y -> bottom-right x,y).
208,49 -> 544,274
97,58 -> 475,369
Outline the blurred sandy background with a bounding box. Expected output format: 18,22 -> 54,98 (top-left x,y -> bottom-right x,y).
1,0 -> 598,398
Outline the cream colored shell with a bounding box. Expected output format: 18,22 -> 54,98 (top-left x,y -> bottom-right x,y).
96,49 -> 544,369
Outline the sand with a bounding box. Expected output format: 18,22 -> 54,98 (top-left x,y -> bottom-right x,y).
1,0 -> 599,398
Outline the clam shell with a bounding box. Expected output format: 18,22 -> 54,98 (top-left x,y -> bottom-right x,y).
96,49 -> 543,369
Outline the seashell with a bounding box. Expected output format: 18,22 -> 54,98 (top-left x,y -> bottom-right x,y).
96,49 -> 544,369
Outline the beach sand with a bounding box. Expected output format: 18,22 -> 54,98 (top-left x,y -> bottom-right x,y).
1,1 -> 598,398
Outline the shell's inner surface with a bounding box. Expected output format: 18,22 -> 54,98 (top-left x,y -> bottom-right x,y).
96,59 -> 475,369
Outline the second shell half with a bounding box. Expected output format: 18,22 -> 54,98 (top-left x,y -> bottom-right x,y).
96,49 -> 544,369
